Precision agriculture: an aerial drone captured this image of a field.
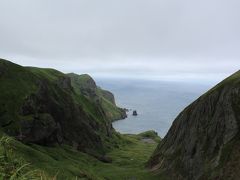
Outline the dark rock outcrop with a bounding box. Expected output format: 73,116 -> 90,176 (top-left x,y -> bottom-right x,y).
148,70 -> 240,179
18,77 -> 107,152
133,110 -> 138,116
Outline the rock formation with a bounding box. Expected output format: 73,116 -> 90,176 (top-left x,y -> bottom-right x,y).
133,110 -> 138,116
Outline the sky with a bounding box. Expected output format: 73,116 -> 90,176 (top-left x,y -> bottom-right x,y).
0,0 -> 240,82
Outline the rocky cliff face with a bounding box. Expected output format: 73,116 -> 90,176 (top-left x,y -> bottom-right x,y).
99,89 -> 116,105
68,73 -> 127,121
67,73 -> 98,98
148,71 -> 240,179
0,59 -> 122,157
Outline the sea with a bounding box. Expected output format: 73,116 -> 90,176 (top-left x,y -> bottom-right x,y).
96,78 -> 217,138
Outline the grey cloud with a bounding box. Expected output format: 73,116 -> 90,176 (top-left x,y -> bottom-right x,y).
0,0 -> 239,79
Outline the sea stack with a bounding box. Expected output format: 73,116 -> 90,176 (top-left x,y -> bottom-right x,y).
132,110 -> 138,116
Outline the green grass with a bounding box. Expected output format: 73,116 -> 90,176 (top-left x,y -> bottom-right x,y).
138,130 -> 161,143
100,96 -> 125,121
0,133 -> 162,180
67,73 -> 95,94
0,135 -> 53,179
92,134 -> 161,180
27,67 -> 65,82
0,59 -> 38,133
68,72 -> 126,122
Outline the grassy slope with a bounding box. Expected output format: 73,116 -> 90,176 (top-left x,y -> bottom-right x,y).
0,60 -> 105,125
68,73 -> 126,121
28,67 -> 108,130
98,92 -> 125,121
0,60 -> 67,130
0,60 -> 39,133
92,134 -> 160,180
0,133 -> 161,180
0,59 -> 116,149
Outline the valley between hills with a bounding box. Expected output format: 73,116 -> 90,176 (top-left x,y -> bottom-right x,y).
0,58 -> 240,180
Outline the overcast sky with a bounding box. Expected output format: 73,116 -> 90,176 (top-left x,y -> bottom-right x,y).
0,0 -> 240,81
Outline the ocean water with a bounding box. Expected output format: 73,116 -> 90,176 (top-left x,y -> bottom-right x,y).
96,78 -> 215,138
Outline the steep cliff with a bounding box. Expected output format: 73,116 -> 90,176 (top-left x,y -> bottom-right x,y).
148,71 -> 240,179
0,59 -> 122,157
68,73 -> 127,121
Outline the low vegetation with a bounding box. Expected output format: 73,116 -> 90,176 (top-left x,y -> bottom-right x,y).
0,135 -> 54,179
0,132 -> 161,179
138,130 -> 161,143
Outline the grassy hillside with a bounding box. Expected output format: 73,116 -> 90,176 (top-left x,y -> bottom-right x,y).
0,132 -> 161,179
68,73 -> 127,121
0,58 -> 121,157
